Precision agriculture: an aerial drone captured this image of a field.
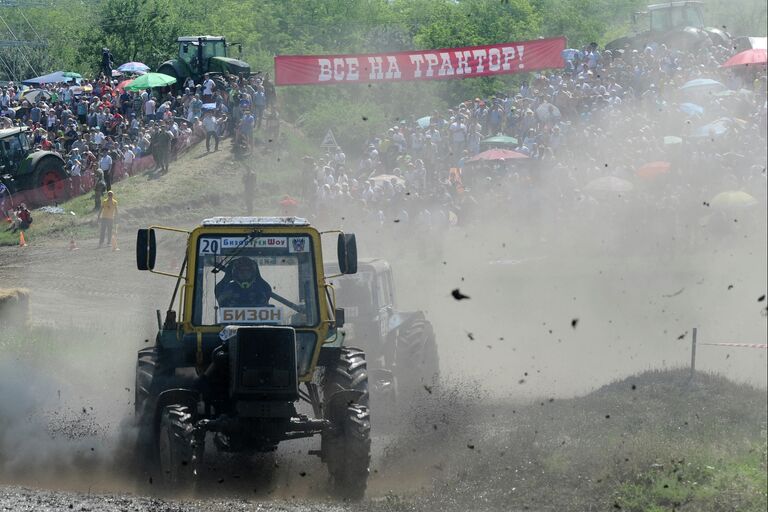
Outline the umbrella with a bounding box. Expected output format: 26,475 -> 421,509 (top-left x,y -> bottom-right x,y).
636,161 -> 671,179
369,174 -> 405,186
678,78 -> 726,92
481,135 -> 518,146
124,72 -> 176,91
70,84 -> 93,96
721,49 -> 767,68
279,195 -> 299,207
117,61 -> 150,74
664,136 -> 683,145
467,148 -> 528,162
692,118 -> 731,138
535,102 -> 561,122
584,176 -> 634,192
116,79 -> 134,92
417,116 -> 431,129
22,70 -> 81,86
18,89 -> 52,104
711,191 -> 758,208
679,102 -> 704,116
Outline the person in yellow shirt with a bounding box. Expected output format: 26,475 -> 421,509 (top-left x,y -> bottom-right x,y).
97,190 -> 118,248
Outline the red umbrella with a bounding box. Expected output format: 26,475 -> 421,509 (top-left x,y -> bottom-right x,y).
467,148 -> 529,162
116,78 -> 134,92
721,49 -> 767,68
636,161 -> 671,179
279,195 -> 299,207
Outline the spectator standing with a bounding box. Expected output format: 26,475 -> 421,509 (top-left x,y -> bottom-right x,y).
97,190 -> 117,248
144,96 -> 156,123
203,110 -> 220,152
99,150 -> 113,191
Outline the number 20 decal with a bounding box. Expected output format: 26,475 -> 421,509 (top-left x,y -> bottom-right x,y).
199,238 -> 220,255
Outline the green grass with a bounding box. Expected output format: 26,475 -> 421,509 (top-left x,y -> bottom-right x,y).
613,442 -> 768,511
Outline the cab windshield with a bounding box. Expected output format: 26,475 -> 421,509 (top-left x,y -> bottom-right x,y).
192,234 -> 318,327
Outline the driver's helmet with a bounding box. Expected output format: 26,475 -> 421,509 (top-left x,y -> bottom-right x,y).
230,257 -> 257,289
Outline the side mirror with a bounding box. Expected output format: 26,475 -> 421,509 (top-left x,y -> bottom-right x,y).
334,308 -> 345,328
136,228 -> 157,270
337,233 -> 357,275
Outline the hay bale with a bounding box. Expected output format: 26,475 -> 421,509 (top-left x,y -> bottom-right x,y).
0,288 -> 29,327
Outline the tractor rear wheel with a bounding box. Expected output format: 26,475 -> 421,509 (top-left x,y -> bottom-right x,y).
322,347 -> 371,500
158,405 -> 200,489
34,158 -> 69,204
395,318 -> 440,395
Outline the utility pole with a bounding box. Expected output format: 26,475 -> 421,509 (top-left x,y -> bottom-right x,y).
0,0 -> 49,82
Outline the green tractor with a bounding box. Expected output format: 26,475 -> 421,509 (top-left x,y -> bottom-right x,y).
157,35 -> 251,89
606,1 -> 731,53
0,127 -> 69,205
134,217 -> 371,499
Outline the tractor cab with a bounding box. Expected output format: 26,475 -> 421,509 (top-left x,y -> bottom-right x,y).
178,36 -> 228,76
644,1 -> 705,33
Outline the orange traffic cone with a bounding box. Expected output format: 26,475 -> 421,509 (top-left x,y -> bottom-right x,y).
111,232 -> 119,251
68,238 -> 79,251
19,230 -> 27,247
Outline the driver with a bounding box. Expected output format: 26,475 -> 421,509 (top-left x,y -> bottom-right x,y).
215,256 -> 272,308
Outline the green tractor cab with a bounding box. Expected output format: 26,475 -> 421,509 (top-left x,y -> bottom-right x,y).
0,127 -> 69,205
134,217 -> 370,499
606,1 -> 731,52
157,35 -> 250,88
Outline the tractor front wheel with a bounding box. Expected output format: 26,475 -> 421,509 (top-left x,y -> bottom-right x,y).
322,347 -> 371,500
157,405 -> 200,490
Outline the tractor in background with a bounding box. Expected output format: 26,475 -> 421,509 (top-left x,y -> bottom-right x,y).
157,35 -> 251,89
326,258 -> 440,403
0,126 -> 69,205
606,2 -> 731,53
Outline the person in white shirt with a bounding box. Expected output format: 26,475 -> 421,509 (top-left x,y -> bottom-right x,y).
99,151 -> 113,189
122,145 -> 135,175
202,110 -> 219,152
202,74 -> 215,102
144,97 -> 156,122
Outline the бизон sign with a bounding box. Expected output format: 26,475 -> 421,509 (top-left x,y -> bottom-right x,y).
275,37 -> 566,86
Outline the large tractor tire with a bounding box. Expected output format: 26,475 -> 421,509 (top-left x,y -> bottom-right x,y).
395,317 -> 440,395
34,157 -> 69,204
321,347 -> 371,500
157,404 -> 200,489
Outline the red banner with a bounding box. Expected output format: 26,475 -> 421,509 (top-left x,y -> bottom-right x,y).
274,37 -> 566,86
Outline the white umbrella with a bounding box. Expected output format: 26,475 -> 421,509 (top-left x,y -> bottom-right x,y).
585,176 -> 634,192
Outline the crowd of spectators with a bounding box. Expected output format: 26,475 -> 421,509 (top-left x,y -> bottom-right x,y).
307,41 -> 767,255
0,70 -> 278,216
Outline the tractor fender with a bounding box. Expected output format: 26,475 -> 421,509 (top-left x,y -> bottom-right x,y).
387,310 -> 427,334
158,59 -> 190,81
703,27 -> 731,47
21,151 -> 65,178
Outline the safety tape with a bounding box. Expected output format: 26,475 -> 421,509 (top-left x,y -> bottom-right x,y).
700,343 -> 768,349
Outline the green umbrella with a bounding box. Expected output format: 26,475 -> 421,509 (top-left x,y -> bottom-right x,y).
124,72 -> 177,91
62,71 -> 82,79
481,135 -> 518,146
